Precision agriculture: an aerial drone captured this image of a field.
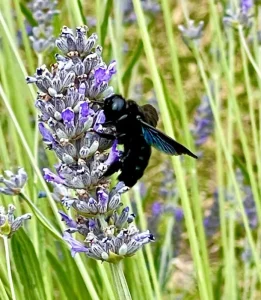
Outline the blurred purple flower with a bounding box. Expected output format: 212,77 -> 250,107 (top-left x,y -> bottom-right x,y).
192,87 -> 214,148
241,0 -> 253,13
203,191 -> 220,237
243,187 -> 258,228
151,202 -> 163,217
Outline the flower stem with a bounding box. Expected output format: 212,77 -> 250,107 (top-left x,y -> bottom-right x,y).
97,214 -> 108,230
1,235 -> 16,300
110,263 -> 132,300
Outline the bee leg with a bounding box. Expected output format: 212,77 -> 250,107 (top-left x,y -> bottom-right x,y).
92,128 -> 116,140
96,132 -> 116,140
116,133 -> 127,138
103,161 -> 122,177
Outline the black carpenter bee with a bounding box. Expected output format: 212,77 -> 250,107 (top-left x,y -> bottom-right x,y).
95,94 -> 197,187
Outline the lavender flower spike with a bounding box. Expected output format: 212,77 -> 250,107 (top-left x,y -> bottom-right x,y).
27,25 -> 118,190
0,204 -> 32,238
62,207 -> 154,263
0,168 -> 28,196
178,19 -> 204,47
191,89 -> 214,148
28,0 -> 59,53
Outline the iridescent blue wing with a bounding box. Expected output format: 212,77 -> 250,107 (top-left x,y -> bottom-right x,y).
138,117 -> 198,158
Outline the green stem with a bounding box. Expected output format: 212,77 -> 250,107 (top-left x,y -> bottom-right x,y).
1,235 -> 16,300
19,193 -> 61,240
97,214 -> 108,230
110,263 -> 132,300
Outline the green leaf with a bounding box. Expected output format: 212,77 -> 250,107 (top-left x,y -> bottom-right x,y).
0,279 -> 9,300
122,40 -> 143,95
77,0 -> 87,25
11,229 -> 47,300
46,250 -> 79,299
19,3 -> 37,27
100,0 -> 113,47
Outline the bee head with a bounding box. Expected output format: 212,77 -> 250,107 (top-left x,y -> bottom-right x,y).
103,94 -> 126,120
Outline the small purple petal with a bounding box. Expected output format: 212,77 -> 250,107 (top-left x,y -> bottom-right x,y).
93,110 -> 106,131
59,211 -> 77,228
62,108 -> 75,127
135,230 -> 152,241
63,232 -> 89,257
79,102 -> 89,124
97,189 -> 108,207
94,67 -> 106,84
88,219 -> 96,230
107,60 -> 117,75
43,168 -> 65,185
94,60 -> 117,85
105,140 -> 120,165
38,123 -> 55,144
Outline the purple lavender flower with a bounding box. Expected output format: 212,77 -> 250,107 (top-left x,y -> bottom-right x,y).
94,60 -> 117,85
243,187 -> 257,228
191,91 -> 214,148
241,0 -> 253,13
178,20 -> 204,47
236,169 -> 258,229
63,232 -> 90,257
28,0 -> 59,53
122,0 -> 160,23
149,202 -> 184,258
27,26 -> 117,190
0,204 -> 32,238
159,160 -> 177,199
203,192 -> 220,237
151,202 -> 163,217
62,208 -> 154,262
27,25 -> 154,264
0,168 -> 28,196
223,4 -> 253,30
58,211 -> 77,229
86,0 -> 160,27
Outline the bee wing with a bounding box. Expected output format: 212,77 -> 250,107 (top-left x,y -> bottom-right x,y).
139,104 -> 159,127
138,117 -> 198,158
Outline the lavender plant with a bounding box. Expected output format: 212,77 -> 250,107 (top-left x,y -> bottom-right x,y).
0,203 -> 32,238
28,0 -> 59,53
191,92 -> 214,149
0,169 -> 32,300
26,25 -> 154,271
223,0 -> 253,30
0,168 -> 28,196
178,19 -> 204,48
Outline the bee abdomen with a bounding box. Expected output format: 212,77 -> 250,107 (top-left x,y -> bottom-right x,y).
118,140 -> 151,187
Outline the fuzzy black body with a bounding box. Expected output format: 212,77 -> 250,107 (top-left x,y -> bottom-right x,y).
103,98 -> 156,187
100,94 -> 197,187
